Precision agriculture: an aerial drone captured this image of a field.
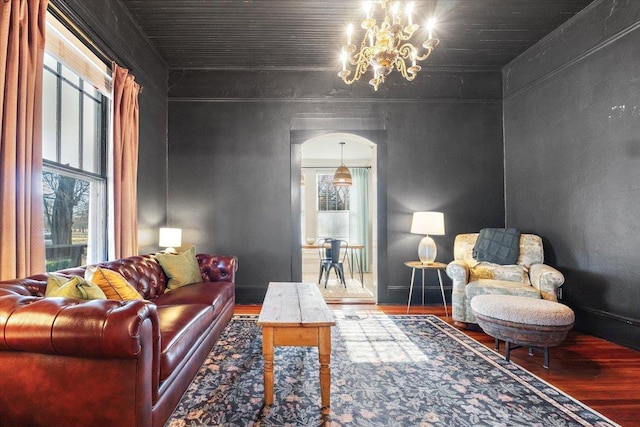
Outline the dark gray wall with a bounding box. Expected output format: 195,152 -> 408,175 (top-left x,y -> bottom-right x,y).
503,0 -> 640,350
168,70 -> 504,303
54,0 -> 169,254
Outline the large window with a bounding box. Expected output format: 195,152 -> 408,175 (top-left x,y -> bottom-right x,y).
42,12 -> 111,271
317,173 -> 350,211
316,173 -> 350,240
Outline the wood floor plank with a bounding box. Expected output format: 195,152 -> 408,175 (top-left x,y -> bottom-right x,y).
236,303 -> 640,425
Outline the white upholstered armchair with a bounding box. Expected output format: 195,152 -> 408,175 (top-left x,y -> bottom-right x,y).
446,233 -> 565,327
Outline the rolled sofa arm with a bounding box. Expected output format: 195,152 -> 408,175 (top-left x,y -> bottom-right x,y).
529,263 -> 565,301
197,254 -> 238,284
0,295 -> 159,358
446,260 -> 470,286
446,260 -> 471,324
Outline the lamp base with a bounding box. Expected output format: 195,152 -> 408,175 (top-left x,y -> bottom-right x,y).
418,235 -> 437,264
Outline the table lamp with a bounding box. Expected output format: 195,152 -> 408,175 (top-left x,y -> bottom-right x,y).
159,227 -> 182,253
410,211 -> 445,264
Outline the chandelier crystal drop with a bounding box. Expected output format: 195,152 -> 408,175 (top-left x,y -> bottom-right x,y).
339,1 -> 439,91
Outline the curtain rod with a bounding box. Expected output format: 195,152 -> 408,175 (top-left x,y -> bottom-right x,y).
47,1 -> 143,94
48,3 -> 112,67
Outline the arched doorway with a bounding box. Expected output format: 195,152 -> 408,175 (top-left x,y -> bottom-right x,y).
290,130 -> 389,302
300,133 -> 377,302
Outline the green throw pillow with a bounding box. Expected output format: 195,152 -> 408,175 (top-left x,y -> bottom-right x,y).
45,274 -> 107,300
157,246 -> 203,291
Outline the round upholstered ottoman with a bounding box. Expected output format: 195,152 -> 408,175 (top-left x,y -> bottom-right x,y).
470,294 -> 575,368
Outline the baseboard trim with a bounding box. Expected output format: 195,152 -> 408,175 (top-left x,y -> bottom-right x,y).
570,303 -> 640,352
570,304 -> 640,326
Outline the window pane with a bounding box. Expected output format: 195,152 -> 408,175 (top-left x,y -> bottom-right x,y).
317,211 -> 350,240
60,81 -> 80,168
61,63 -> 80,86
85,85 -> 99,100
317,173 -> 349,211
43,171 -> 90,271
42,70 -> 58,162
44,52 -> 57,70
83,95 -> 100,173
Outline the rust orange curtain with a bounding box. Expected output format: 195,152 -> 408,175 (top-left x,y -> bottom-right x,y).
0,0 -> 47,280
111,63 -> 140,259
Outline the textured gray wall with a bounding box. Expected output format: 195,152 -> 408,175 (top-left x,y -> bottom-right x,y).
54,0 -> 169,254
168,70 -> 504,303
503,0 -> 640,350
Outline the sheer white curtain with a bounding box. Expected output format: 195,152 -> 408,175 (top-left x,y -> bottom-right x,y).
348,167 -> 370,271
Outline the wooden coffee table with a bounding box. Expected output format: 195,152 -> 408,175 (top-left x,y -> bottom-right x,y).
257,282 -> 336,414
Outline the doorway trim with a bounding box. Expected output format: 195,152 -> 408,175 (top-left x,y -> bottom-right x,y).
290,129 -> 388,302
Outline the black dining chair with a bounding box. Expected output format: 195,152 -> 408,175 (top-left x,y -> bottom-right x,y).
317,238 -> 333,285
318,239 -> 347,288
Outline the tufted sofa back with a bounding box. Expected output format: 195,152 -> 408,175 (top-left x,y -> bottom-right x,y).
55,255 -> 167,300
0,253 -> 237,301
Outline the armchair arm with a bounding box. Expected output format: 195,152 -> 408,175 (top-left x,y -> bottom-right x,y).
0,295 -> 159,358
197,254 -> 238,283
446,260 -> 470,287
446,260 -> 472,324
529,263 -> 565,301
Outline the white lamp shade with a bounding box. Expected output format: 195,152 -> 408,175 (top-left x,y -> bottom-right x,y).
159,227 -> 182,249
410,211 -> 445,235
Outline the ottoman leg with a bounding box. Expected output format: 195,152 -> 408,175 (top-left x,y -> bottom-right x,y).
495,338 -> 500,351
544,347 -> 550,369
505,341 -> 511,362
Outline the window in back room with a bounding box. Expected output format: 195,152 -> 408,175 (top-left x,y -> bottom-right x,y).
316,172 -> 350,240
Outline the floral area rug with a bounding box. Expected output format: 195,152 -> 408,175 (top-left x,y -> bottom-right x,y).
166,314 -> 618,427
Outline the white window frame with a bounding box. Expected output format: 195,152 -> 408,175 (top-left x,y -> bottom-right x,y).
42,9 -> 111,267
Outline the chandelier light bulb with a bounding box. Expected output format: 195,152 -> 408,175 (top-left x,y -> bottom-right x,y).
391,2 -> 400,20
339,0 -> 439,91
426,16 -> 437,39
406,2 -> 414,26
363,1 -> 373,19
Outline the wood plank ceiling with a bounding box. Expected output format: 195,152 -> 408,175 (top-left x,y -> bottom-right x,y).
120,0 -> 594,70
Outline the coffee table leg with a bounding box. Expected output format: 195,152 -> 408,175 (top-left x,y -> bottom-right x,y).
262,326 -> 274,406
318,326 -> 331,414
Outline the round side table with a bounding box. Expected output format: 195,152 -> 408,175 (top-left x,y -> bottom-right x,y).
404,261 -> 448,316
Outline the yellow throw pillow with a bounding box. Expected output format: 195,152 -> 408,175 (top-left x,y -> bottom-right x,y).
85,266 -> 142,301
156,246 -> 202,291
45,274 -> 107,300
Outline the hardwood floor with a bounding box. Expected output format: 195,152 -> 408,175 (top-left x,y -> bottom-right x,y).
235,303 -> 640,426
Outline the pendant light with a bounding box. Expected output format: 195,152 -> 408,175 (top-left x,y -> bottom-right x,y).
332,142 -> 352,187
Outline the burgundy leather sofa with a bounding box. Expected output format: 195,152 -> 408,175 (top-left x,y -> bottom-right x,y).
0,253 -> 237,427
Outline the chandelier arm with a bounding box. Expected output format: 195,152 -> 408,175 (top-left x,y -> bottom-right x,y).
342,45 -> 373,85
414,48 -> 435,62
348,37 -> 373,66
395,57 -> 416,81
397,43 -> 415,60
342,38 -> 373,85
397,31 -> 414,42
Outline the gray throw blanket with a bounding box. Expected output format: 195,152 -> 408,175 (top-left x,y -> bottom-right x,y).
472,228 -> 521,265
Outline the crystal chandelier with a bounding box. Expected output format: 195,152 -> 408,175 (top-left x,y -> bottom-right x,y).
338,1 -> 439,91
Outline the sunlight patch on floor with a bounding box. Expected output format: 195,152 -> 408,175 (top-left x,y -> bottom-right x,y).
337,315 -> 428,364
